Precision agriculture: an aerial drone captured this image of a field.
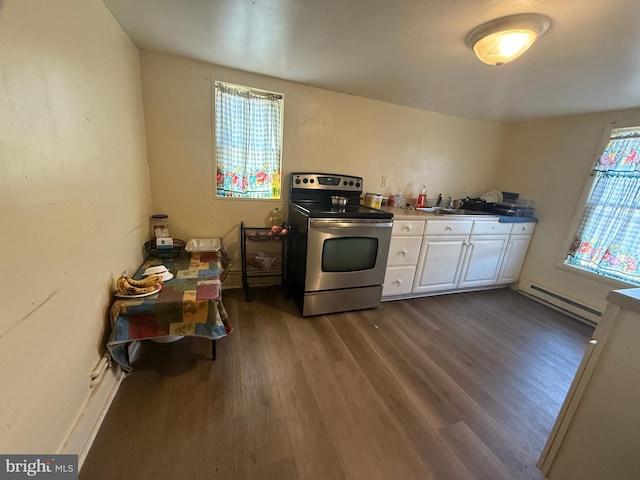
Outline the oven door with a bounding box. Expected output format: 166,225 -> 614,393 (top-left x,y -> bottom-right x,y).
305,218 -> 393,292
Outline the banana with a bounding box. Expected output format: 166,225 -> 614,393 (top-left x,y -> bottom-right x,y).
116,276 -> 130,295
127,275 -> 163,287
116,275 -> 160,296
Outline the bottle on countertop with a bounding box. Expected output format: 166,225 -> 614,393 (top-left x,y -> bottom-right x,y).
416,185 -> 427,208
392,189 -> 403,208
270,207 -> 283,227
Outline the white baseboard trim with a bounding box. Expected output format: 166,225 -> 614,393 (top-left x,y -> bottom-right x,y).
517,280 -> 602,326
60,363 -> 125,469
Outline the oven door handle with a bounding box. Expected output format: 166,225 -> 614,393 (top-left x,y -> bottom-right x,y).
309,219 -> 393,229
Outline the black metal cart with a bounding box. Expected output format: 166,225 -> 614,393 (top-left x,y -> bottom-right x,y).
240,221 -> 288,301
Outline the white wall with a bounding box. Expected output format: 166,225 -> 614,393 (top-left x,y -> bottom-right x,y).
0,0 -> 151,452
498,108 -> 640,313
140,51 -> 506,280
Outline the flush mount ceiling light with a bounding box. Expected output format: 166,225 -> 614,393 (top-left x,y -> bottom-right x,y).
466,13 -> 551,66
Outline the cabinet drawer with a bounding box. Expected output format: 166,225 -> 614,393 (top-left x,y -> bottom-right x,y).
383,266 -> 416,296
472,220 -> 512,235
424,219 -> 473,236
510,222 -> 536,235
387,236 -> 422,266
392,220 -> 425,236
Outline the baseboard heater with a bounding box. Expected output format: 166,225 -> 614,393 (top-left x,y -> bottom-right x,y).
518,280 -> 602,325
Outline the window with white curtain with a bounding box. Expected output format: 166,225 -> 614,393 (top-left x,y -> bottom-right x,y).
214,81 -> 283,198
565,124 -> 640,285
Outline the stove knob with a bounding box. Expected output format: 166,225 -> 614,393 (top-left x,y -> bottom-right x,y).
343,181 -> 348,186
349,181 -> 354,186
310,179 -> 314,183
355,182 -> 361,188
295,178 -> 301,184
303,178 -> 308,183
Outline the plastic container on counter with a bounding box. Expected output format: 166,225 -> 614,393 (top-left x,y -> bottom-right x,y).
150,214 -> 170,239
364,193 -> 383,209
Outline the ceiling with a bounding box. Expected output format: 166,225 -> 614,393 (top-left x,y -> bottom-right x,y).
102,0 -> 640,122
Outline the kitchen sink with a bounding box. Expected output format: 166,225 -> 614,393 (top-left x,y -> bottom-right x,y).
416,207 -> 490,215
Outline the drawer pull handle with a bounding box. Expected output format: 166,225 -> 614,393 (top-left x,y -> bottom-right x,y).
400,249 -> 408,256
445,226 -> 453,230
395,279 -> 403,284
404,225 -> 412,231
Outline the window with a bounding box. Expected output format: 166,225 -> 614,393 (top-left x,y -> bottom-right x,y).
214,81 -> 283,198
565,124 -> 640,285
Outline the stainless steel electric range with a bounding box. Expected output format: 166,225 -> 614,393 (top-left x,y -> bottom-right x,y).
287,172 -> 393,316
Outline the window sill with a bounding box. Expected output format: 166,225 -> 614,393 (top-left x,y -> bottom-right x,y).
215,196 -> 282,201
556,261 -> 639,289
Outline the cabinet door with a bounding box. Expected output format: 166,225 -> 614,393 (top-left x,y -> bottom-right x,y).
413,236 -> 468,293
497,235 -> 532,284
458,235 -> 509,288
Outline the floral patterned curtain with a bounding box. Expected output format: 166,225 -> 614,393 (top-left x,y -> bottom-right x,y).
567,127 -> 640,284
215,82 -> 283,198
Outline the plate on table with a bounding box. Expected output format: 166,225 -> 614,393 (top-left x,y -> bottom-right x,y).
160,272 -> 174,281
113,284 -> 162,298
144,265 -> 168,276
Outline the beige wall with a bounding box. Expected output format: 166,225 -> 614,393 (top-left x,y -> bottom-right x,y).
0,0 -> 151,452
140,51 -> 506,280
498,108 -> 640,313
5,0 -> 632,455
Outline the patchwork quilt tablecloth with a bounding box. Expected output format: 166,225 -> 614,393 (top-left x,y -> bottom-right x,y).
107,251 -> 229,372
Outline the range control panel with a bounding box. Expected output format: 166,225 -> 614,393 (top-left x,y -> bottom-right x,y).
290,172 -> 363,193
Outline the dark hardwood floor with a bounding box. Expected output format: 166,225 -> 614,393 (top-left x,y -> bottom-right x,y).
81,287 -> 593,480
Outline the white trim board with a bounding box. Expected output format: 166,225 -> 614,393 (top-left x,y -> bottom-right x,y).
60,364 -> 125,469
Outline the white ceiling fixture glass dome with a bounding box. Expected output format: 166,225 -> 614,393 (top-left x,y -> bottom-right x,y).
466,13 -> 552,66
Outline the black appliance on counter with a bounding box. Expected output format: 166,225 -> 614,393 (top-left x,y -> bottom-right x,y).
461,194 -> 535,217
287,172 -> 393,316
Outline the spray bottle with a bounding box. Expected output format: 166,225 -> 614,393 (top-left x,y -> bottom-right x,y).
416,185 -> 427,208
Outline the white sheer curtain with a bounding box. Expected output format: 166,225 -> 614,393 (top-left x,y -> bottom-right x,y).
566,127 -> 640,284
215,82 -> 283,198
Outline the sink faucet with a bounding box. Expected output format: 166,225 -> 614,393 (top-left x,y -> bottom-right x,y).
448,196 -> 454,208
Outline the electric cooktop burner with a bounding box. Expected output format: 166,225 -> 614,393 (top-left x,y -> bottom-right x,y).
291,201 -> 392,219
289,172 -> 392,219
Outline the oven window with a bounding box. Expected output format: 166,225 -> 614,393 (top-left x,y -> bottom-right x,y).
322,237 -> 378,272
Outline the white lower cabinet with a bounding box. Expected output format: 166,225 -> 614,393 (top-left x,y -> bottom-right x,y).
497,222 -> 536,285
413,225 -> 510,293
383,265 -> 419,296
383,217 -> 535,299
382,220 -> 425,297
412,235 -> 469,293
497,235 -> 533,284
458,234 -> 509,288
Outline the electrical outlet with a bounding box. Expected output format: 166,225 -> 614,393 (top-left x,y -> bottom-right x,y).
381,175 -> 388,187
